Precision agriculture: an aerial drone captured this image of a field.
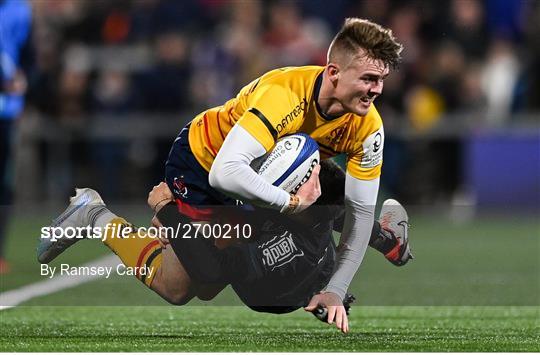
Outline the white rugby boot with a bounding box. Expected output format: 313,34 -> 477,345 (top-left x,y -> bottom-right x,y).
37,188 -> 106,264
377,199 -> 413,266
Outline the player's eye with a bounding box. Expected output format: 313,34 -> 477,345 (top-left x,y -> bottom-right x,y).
361,76 -> 381,84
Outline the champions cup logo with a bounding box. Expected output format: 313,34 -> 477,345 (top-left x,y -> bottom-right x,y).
373,132 -> 382,152
291,158 -> 319,194
360,127 -> 384,168
275,98 -> 308,133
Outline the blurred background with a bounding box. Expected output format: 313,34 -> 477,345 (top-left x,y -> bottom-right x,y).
0,0 -> 538,304
4,0 -> 538,208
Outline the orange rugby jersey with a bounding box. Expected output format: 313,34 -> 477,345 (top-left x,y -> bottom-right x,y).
188,66 -> 384,180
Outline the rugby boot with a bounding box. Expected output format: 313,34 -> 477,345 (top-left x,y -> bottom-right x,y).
37,188 -> 106,264
373,199 -> 413,266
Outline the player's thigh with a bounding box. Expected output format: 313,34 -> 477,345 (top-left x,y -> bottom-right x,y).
150,246 -> 195,305
192,239 -> 239,300
151,246 -> 225,302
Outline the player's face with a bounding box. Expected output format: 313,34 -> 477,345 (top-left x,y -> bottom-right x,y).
336,55 -> 389,116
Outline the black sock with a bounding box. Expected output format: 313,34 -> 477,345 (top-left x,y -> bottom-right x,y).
369,221 -> 396,255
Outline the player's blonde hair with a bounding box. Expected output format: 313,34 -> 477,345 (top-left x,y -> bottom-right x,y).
328,18 -> 403,69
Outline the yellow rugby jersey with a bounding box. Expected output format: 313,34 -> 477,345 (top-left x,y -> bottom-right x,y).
188,66 -> 384,180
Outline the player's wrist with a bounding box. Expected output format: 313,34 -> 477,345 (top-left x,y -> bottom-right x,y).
321,288 -> 344,302
153,197 -> 174,213
281,193 -> 301,214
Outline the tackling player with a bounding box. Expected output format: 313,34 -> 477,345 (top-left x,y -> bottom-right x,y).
37,161 -> 412,333
39,18 -> 408,332
153,160 -> 411,326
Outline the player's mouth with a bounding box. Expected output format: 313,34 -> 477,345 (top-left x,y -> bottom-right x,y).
359,96 -> 372,107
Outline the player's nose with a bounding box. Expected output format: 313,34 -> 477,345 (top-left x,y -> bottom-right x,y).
369,80 -> 383,96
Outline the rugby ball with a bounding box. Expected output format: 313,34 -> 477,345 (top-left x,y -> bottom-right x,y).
254,133 -> 319,193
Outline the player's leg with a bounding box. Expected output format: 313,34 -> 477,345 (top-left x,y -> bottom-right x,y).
328,204 -> 414,266
98,213 -> 197,304
369,199 -> 413,266
36,188 -> 196,305
149,245 -> 196,305
160,123 -> 242,301
316,161 -> 413,266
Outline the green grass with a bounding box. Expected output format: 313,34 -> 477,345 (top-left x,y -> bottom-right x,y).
1,306 -> 538,352
356,214 -> 540,306
0,210 -> 539,351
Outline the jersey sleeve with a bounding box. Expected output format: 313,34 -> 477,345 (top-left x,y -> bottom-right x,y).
236,83 -> 307,151
346,108 -> 385,180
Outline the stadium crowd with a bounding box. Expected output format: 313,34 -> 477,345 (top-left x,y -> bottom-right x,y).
12,0 -> 540,202
25,0 -> 537,121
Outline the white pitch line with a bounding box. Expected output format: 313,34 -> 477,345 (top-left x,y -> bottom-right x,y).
0,254 -> 120,310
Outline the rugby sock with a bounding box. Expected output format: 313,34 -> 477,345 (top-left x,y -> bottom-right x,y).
368,221 -> 396,255
92,208 -> 162,287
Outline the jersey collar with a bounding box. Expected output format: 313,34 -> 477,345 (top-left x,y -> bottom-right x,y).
313,71 -> 343,121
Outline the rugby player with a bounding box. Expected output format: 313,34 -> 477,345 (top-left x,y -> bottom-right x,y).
37,161 -> 411,334
152,160 -> 411,325
39,18 -> 411,332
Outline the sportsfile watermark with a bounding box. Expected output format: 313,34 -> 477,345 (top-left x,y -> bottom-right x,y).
40,222 -> 253,242
2,204 -> 538,307
39,262 -> 153,279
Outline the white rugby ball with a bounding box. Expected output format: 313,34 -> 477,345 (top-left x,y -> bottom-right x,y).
254,133 -> 319,193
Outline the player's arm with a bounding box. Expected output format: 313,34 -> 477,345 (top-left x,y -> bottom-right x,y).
306,112 -> 384,332
323,114 -> 384,298
209,124 -> 288,209
305,175 -> 379,333
209,124 -> 320,212
326,174 -> 379,297
208,83 -> 319,213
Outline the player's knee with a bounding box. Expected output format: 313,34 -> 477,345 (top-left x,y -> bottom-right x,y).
151,267 -> 193,305
160,279 -> 193,305
164,289 -> 192,306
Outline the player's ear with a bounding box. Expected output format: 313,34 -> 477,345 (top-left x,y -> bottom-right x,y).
326,64 -> 340,84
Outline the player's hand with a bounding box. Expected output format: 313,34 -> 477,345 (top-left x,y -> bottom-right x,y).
294,164 -> 321,213
304,291 -> 349,333
148,182 -> 174,213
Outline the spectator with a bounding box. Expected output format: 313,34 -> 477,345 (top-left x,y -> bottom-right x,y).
0,0 -> 31,273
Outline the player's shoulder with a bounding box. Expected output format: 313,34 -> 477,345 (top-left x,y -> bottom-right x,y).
260,66 -> 324,85
349,104 -> 383,133
367,104 -> 383,128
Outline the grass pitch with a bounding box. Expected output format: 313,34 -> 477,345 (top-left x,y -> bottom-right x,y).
0,208 -> 538,351
1,306 -> 538,352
